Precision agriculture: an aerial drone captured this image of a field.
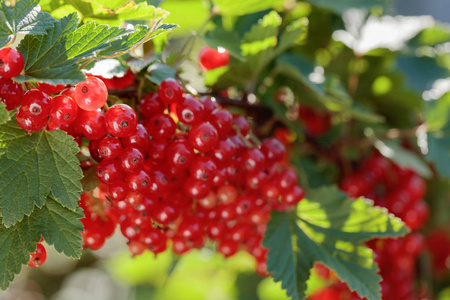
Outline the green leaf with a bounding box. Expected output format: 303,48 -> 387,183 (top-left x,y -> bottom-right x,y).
212,11 -> 282,89
263,186 -> 408,300
264,212 -> 309,300
160,0 -> 209,35
374,139 -> 433,179
204,27 -> 243,58
0,120 -> 83,227
212,0 -> 284,16
98,23 -> 178,58
31,196 -> 83,257
425,90 -> 450,132
145,62 -> 176,85
304,0 -> 391,14
0,103 -> 9,125
81,165 -> 101,192
426,125 -> 450,178
0,196 -> 83,290
113,1 -> 169,21
0,0 -> 55,47
86,0 -> 130,11
15,13 -> 175,85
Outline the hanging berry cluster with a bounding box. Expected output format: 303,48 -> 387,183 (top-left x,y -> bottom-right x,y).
0,46 -> 305,274
83,76 -> 305,276
339,153 -> 429,300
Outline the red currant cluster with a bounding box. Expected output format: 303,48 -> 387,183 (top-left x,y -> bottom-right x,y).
2,46 -> 304,274
339,153 -> 430,300
76,77 -> 303,275
427,228 -> 450,277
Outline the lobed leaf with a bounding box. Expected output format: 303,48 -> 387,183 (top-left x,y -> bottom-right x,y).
15,12 -> 176,85
0,120 -> 83,227
263,186 -> 408,300
0,197 -> 83,290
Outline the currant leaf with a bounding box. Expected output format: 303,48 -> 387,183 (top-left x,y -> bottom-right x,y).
31,195 -> 84,258
0,196 -> 83,290
0,120 -> 83,227
0,0 -> 55,48
0,103 -> 9,126
14,13 -> 176,85
263,186 -> 408,300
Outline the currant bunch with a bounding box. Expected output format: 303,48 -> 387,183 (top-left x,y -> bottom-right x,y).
339,153 -> 430,300
70,77 -> 305,276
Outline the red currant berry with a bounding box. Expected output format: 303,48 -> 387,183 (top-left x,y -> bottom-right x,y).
61,87 -> 75,99
139,92 -> 165,119
178,216 -> 204,240
197,191 -> 218,209
199,96 -> 219,115
217,184 -> 238,205
21,89 -> 52,119
50,95 -> 78,125
28,243 -> 47,267
242,148 -> 266,173
217,238 -> 239,258
126,169 -> 150,192
108,181 -> 128,201
188,122 -> 219,152
281,185 -> 304,206
89,139 -> 103,162
0,78 -> 23,110
121,124 -> 150,153
208,108 -> 233,136
153,203 -> 179,226
233,114 -> 250,137
128,240 -> 147,256
105,104 -> 138,138
176,95 -> 205,125
74,109 -> 107,140
190,156 -> 217,183
83,230 -> 106,250
140,227 -> 167,253
96,159 -> 123,184
146,113 -> 176,141
158,78 -> 183,104
261,138 -> 286,164
119,147 -> 144,173
98,136 -> 122,160
184,177 -> 211,199
166,140 -> 195,169
74,76 -> 108,111
16,107 -> 48,131
199,46 -> 230,70
0,47 -> 24,78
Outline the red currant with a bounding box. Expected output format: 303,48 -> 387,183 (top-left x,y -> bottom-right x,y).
50,95 -> 78,125
105,104 -> 138,138
158,78 -> 183,104
0,47 -> 24,78
28,243 -> 47,267
74,76 -> 108,111
0,78 -> 23,110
